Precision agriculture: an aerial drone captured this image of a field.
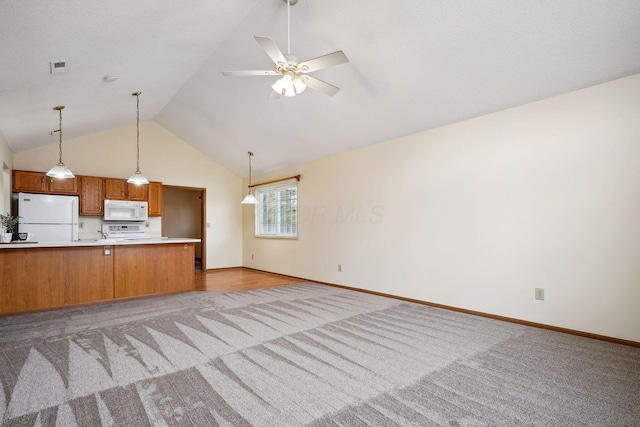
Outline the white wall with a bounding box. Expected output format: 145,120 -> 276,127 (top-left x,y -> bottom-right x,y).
0,131 -> 13,215
243,74 -> 640,342
13,121 -> 242,268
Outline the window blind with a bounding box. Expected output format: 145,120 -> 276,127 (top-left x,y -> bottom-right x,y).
255,181 -> 298,238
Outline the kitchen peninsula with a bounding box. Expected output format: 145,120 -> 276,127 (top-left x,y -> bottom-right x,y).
0,238 -> 199,315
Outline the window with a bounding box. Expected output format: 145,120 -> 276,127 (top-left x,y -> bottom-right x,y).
255,181 -> 298,238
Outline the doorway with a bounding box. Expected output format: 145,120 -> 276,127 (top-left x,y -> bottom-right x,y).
162,186 -> 206,271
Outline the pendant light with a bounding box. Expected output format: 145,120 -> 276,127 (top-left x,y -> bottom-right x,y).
241,151 -> 259,204
46,106 -> 75,179
127,91 -> 149,185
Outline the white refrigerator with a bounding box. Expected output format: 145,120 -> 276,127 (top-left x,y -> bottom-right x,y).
18,192 -> 79,242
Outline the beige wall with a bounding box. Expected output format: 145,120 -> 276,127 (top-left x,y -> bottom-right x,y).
13,121 -> 242,268
243,74 -> 640,342
0,131 -> 13,215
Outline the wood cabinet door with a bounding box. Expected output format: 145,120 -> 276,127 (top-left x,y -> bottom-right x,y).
48,176 -> 79,194
0,246 -> 114,314
80,176 -> 104,215
114,243 -> 194,298
148,182 -> 163,216
12,170 -> 47,193
127,182 -> 148,201
105,178 -> 127,199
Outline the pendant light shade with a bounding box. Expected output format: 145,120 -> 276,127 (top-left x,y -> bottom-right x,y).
127,91 -> 149,185
241,151 -> 259,204
46,106 -> 75,179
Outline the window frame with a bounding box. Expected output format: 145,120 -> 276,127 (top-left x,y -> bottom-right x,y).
254,180 -> 298,239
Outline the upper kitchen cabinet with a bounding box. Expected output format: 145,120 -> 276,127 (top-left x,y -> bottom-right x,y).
127,182 -> 148,201
13,170 -> 79,195
105,178 -> 148,201
80,176 -> 104,215
148,182 -> 163,217
105,178 -> 127,200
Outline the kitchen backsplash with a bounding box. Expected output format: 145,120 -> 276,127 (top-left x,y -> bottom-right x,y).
78,216 -> 162,240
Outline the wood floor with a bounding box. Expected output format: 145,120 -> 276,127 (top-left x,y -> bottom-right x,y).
195,267 -> 306,292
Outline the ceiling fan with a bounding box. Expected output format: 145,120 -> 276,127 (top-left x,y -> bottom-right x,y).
222,0 -> 349,97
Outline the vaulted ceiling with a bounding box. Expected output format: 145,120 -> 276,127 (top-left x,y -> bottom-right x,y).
2,0 -> 640,176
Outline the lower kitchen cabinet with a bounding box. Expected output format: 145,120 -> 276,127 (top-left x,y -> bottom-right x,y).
0,246 -> 113,313
0,242 -> 195,314
114,243 -> 194,298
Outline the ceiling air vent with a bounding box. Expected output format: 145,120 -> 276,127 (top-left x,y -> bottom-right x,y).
50,60 -> 67,74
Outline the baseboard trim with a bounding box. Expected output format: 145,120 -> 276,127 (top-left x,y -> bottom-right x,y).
202,266 -> 244,272
242,267 -> 640,348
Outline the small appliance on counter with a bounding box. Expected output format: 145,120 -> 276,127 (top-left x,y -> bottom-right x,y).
102,223 -> 150,240
104,200 -> 148,221
18,192 -> 79,242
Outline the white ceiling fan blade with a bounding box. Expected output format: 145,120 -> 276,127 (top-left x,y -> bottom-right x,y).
303,76 -> 340,96
298,51 -> 349,73
254,36 -> 288,65
222,70 -> 280,76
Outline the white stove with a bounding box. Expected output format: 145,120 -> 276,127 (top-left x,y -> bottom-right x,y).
102,223 -> 149,240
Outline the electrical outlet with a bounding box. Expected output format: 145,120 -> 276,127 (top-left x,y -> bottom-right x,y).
251,253 -> 254,260
535,288 -> 545,300
145,221 -> 150,228
338,264 -> 342,272
79,222 -> 84,229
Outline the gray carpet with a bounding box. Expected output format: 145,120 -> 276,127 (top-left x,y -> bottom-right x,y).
0,283 -> 638,426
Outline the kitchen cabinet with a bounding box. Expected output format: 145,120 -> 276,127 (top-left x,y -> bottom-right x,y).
148,182 -> 163,217
12,170 -> 79,195
0,241 -> 195,314
127,182 -> 148,201
80,176 -> 104,215
0,246 -> 114,313
105,178 -> 127,200
114,243 -> 194,298
105,178 -> 148,201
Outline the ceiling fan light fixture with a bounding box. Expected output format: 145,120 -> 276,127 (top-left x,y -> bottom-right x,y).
272,73 -> 307,96
272,74 -> 295,96
293,76 -> 307,94
46,105 -> 75,179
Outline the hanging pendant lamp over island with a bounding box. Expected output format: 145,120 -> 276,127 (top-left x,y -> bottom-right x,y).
46,105 -> 75,179
241,151 -> 259,204
127,91 -> 149,185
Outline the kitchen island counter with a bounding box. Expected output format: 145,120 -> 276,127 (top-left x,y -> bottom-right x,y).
0,239 -> 198,315
0,237 -> 199,249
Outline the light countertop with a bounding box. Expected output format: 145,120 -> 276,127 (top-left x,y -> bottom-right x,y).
0,237 -> 200,249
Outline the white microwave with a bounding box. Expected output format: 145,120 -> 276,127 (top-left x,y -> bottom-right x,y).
104,200 -> 148,221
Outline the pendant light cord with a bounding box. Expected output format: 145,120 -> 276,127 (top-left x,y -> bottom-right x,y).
248,151 -> 254,187
57,108 -> 63,163
134,92 -> 141,172
52,105 -> 65,164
